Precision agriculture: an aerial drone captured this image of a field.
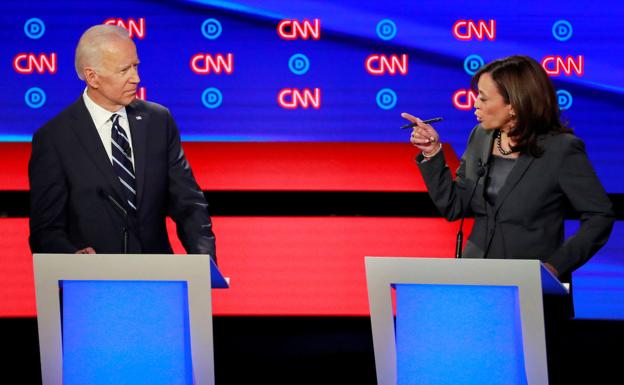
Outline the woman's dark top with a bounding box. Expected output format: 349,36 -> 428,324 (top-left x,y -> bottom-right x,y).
485,155 -> 517,205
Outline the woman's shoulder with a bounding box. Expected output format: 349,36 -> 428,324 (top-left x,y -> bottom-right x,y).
467,124 -> 494,143
541,131 -> 585,154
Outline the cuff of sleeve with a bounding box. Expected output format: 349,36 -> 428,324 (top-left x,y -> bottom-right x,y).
416,146 -> 443,164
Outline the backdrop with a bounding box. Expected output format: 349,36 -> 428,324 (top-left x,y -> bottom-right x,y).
0,0 -> 622,319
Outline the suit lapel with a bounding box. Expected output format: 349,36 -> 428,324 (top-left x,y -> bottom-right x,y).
480,129 -> 495,169
126,101 -> 148,209
69,97 -> 125,203
493,153 -> 534,214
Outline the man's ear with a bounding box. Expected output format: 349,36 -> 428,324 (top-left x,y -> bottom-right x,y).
84,67 -> 99,89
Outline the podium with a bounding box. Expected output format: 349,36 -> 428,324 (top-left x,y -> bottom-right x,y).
33,253 -> 228,385
365,257 -> 568,385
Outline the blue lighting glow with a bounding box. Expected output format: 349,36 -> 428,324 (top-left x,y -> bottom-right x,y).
61,280 -> 193,385
395,284 -> 527,385
569,221 -> 624,320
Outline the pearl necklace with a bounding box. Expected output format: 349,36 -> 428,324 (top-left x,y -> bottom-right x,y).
496,130 -> 515,155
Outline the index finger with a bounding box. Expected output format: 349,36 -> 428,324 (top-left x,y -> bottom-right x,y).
401,112 -> 419,124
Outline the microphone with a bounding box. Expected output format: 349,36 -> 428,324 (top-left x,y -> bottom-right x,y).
455,160 -> 487,258
98,188 -> 129,254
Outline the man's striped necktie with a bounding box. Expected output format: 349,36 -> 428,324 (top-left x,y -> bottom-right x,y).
110,114 -> 137,215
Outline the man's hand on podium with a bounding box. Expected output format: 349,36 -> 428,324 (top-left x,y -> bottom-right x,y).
544,262 -> 559,278
75,247 -> 96,254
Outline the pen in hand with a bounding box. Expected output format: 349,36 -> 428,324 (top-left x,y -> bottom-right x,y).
400,117 -> 443,129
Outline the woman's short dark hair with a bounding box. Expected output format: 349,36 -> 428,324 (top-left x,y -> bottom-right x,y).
471,55 -> 572,156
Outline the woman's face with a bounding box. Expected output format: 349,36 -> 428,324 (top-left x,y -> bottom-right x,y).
474,72 -> 514,131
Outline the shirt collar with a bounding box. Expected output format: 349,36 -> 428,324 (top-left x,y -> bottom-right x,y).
82,88 -> 128,129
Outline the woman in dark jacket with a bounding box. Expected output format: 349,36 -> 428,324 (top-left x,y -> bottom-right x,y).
403,55 -> 613,281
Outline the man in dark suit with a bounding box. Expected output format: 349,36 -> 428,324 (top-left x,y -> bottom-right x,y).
29,24 -> 216,259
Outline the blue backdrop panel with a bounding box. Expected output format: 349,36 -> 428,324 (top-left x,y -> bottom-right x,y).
569,221 -> 624,319
61,280 -> 193,385
395,284 -> 527,385
1,0 -> 623,191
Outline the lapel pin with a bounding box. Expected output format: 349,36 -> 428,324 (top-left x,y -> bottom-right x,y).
136,116 -> 142,120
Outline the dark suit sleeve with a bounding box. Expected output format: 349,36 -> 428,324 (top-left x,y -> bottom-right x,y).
28,128 -> 79,253
417,127 -> 476,221
164,111 -> 217,261
546,137 -> 615,275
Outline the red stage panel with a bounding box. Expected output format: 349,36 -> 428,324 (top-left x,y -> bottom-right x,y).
0,143 -> 30,190
0,142 -> 459,191
0,217 -> 471,317
0,219 -> 36,317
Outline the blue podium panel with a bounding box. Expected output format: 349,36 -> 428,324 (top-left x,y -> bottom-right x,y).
61,280 -> 193,385
395,284 -> 527,385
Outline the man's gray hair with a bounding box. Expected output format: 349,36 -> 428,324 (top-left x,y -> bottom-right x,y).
74,24 -> 130,80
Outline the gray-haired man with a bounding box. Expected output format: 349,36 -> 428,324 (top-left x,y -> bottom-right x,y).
29,24 -> 217,259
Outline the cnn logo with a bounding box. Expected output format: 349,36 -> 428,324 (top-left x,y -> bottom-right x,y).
13,53 -> 57,74
190,54 -> 234,75
452,20 -> 496,41
104,18 -> 146,39
541,55 -> 584,76
277,19 -> 321,40
365,54 -> 408,75
452,89 -> 477,110
277,88 -> 321,109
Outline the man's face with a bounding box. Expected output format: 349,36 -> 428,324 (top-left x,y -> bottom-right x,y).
88,37 -> 140,111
